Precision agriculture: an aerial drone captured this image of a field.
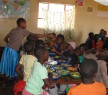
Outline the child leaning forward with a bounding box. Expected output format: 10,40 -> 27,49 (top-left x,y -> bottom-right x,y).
22,46 -> 53,95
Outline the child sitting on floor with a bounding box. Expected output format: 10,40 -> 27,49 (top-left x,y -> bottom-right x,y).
22,47 -> 53,95
13,41 -> 36,95
68,59 -> 106,95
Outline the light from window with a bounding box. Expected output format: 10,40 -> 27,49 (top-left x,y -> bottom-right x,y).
38,3 -> 75,28
49,4 -> 64,12
38,3 -> 48,18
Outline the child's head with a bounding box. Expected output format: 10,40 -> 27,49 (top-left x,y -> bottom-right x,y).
97,49 -> 108,61
51,33 -> 56,42
79,43 -> 89,55
27,35 -> 37,42
96,40 -> 103,51
34,47 -> 48,63
101,36 -> 106,42
68,42 -> 76,51
80,59 -> 98,80
94,34 -> 99,41
24,41 -> 34,54
59,42 -> 68,52
88,32 -> 94,39
104,31 -> 107,36
35,40 -> 45,49
56,34 -> 65,45
17,18 -> 26,29
100,29 -> 104,36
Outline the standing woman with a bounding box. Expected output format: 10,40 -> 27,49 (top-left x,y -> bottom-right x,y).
0,18 -> 51,78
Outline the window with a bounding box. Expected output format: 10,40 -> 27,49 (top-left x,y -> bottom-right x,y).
38,3 -> 75,28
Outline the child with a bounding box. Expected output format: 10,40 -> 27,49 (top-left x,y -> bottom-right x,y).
96,40 -> 104,51
13,41 -> 36,95
22,47 -> 53,95
103,37 -> 108,48
55,34 -> 65,48
35,40 -> 45,49
68,59 -> 106,95
59,42 -> 68,53
96,49 -> 108,95
77,43 -> 88,63
51,34 -> 65,55
94,34 -> 99,45
50,33 -> 56,47
0,18 -> 52,78
59,42 -> 78,93
99,29 -> 105,39
85,32 -> 94,49
62,42 -> 78,66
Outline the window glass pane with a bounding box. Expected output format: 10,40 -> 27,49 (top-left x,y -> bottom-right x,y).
66,5 -> 74,10
39,3 -> 48,18
38,19 -> 44,28
49,4 -> 64,12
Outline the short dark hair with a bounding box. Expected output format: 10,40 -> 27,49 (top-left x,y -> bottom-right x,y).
35,40 -> 45,48
17,18 -> 26,27
52,33 -> 56,37
89,32 -> 94,38
24,41 -> 34,53
34,46 -> 47,59
94,34 -> 99,38
101,36 -> 106,42
80,59 -> 98,78
56,34 -> 65,42
80,43 -> 89,51
100,29 -> 104,33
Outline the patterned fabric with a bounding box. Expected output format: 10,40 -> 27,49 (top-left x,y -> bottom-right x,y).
0,46 -> 19,77
8,27 -> 30,51
43,8 -> 75,42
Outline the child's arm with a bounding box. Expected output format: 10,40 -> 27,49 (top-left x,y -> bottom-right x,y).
29,33 -> 52,38
43,73 -> 53,88
16,64 -> 24,78
51,47 -> 62,56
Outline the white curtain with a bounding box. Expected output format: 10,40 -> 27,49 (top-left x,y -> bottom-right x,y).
42,6 -> 75,42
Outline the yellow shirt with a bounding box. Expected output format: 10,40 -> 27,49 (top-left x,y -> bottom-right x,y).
68,82 -> 106,95
19,54 -> 36,81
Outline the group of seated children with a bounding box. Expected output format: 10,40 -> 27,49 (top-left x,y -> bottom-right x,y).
13,28 -> 108,95
85,29 -> 108,50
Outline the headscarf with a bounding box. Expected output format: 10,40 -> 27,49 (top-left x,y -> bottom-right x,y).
69,42 -> 76,49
